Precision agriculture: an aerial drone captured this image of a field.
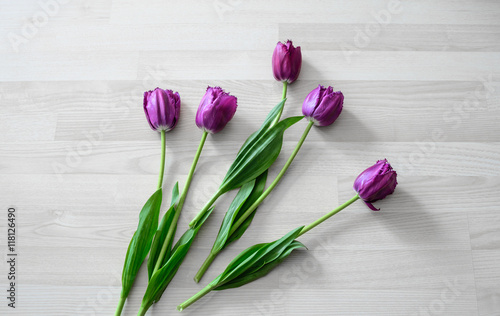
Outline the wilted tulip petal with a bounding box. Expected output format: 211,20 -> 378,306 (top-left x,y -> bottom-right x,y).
302,85 -> 343,126
272,40 -> 302,84
196,86 -> 238,134
353,159 -> 398,210
143,88 -> 181,132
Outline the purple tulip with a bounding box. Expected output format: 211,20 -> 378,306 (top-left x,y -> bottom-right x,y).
302,85 -> 344,126
272,40 -> 302,84
353,159 -> 398,211
196,86 -> 238,134
143,88 -> 181,132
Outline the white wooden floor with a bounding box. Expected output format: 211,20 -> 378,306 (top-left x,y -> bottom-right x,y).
1,1 -> 500,315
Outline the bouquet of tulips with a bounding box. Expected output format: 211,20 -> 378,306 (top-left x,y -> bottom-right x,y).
113,40 -> 398,316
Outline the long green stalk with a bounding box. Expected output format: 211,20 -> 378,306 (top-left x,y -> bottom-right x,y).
157,130 -> 166,190
272,81 -> 288,126
193,250 -> 217,283
177,283 -> 216,312
152,131 -> 208,276
114,297 -> 126,316
298,195 -> 360,236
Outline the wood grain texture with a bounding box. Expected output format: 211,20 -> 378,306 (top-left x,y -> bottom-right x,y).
1,0 -> 499,315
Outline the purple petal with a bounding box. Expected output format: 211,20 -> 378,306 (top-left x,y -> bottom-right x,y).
353,159 -> 398,208
364,201 -> 380,211
143,88 -> 181,132
196,86 -> 237,133
272,40 -> 302,83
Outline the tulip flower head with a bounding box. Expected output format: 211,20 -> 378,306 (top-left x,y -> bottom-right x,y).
272,40 -> 302,84
302,85 -> 344,126
196,86 -> 238,134
353,159 -> 398,210
143,88 -> 181,132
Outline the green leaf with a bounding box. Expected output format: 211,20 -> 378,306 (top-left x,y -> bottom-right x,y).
226,170 -> 268,246
140,207 -> 214,311
120,189 -> 163,298
147,183 -> 180,279
220,116 -> 303,193
169,183 -> 180,207
211,170 -> 268,256
237,99 -> 286,154
211,226 -> 305,290
214,240 -> 305,290
211,179 -> 256,254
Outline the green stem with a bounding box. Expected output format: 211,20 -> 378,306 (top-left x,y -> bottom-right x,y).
137,305 -> 147,316
271,81 -> 288,126
298,195 -> 360,237
194,250 -> 218,283
177,283 -> 216,312
282,81 -> 288,100
189,188 -> 224,228
114,296 -> 126,316
177,131 -> 208,218
228,120 -> 314,237
157,130 -> 166,190
152,131 -> 208,275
